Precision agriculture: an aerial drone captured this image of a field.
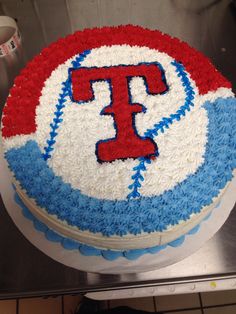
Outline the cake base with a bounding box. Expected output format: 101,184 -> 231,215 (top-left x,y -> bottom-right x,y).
1,145 -> 235,274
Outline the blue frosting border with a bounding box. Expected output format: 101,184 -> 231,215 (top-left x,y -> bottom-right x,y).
14,191 -> 218,261
5,97 -> 236,237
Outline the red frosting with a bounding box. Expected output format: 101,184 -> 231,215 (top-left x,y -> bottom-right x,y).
1,25 -> 231,138
72,63 -> 167,162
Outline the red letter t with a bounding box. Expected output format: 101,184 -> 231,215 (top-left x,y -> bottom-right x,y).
71,63 -> 167,163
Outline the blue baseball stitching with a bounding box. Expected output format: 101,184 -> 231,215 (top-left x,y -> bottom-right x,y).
42,50 -> 91,161
127,61 -> 195,199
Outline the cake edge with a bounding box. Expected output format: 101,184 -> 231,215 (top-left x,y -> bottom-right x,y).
12,174 -> 230,250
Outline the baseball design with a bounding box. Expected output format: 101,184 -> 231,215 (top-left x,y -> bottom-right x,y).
2,45 -> 232,200
1,26 -> 235,256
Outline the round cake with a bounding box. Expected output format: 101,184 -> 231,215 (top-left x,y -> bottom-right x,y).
1,25 -> 236,261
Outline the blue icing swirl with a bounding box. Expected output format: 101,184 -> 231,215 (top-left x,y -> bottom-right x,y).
187,224 -> 200,235
101,250 -> 123,261
168,235 -> 185,247
45,229 -> 62,242
61,238 -> 80,250
123,249 -> 146,260
33,220 -> 47,233
5,97 -> 236,236
148,244 -> 167,254
79,245 -> 101,256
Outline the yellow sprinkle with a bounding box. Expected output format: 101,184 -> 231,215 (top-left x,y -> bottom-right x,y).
210,282 -> 217,288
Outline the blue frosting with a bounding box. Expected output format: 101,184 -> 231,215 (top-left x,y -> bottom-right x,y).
168,235 -> 185,247
187,224 -> 200,235
14,192 -> 213,260
128,61 -> 195,199
42,50 -> 91,161
5,97 -> 236,237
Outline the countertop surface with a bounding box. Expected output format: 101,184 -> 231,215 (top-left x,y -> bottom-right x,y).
0,0 -> 236,299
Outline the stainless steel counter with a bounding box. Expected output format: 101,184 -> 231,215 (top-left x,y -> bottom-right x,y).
0,0 -> 236,299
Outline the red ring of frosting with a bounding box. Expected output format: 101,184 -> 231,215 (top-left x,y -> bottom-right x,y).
1,25 -> 231,138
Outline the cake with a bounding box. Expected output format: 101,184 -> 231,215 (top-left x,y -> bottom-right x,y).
1,25 -> 236,261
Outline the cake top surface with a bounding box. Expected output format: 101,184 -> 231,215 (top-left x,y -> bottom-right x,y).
1,25 -> 235,237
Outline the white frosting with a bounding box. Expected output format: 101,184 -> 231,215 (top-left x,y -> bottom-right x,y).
140,103 -> 208,195
2,45 -> 233,201
2,134 -> 36,151
200,87 -> 234,103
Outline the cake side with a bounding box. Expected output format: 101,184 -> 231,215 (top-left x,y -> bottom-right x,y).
12,178 -> 227,250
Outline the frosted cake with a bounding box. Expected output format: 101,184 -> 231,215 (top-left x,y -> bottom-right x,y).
1,25 -> 236,260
